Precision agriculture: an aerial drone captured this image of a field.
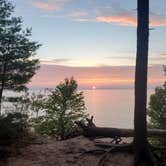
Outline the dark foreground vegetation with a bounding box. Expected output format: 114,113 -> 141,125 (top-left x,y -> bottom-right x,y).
0,0 -> 166,166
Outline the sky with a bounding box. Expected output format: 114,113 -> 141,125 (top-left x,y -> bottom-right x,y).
13,0 -> 166,89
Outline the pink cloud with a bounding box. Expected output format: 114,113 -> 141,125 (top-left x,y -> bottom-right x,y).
150,12 -> 166,26
31,2 -> 61,11
96,13 -> 166,27
160,53 -> 166,57
96,15 -> 136,26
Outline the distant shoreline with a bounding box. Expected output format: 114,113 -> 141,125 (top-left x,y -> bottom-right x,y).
27,87 -> 156,91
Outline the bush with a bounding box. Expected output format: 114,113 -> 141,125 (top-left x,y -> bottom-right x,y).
0,112 -> 28,144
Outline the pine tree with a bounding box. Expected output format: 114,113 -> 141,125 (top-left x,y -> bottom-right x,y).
33,78 -> 87,139
0,0 -> 41,113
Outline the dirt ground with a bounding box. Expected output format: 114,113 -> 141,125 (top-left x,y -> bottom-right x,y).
2,136 -> 134,166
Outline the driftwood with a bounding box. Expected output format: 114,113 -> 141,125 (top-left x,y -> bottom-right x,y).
77,116 -> 166,139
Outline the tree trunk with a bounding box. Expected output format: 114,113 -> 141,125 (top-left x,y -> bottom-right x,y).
79,126 -> 166,138
0,88 -> 3,115
0,62 -> 7,116
0,63 -> 6,115
134,0 -> 150,165
76,119 -> 166,138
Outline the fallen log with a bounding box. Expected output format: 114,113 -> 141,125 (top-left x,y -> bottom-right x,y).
76,116 -> 166,138
80,126 -> 166,138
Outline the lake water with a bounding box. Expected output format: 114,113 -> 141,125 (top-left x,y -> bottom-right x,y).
83,89 -> 154,129
3,89 -> 155,129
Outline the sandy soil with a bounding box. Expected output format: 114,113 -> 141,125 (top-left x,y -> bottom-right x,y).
3,136 -> 134,166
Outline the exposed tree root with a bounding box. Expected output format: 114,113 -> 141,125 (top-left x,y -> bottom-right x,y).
123,142 -> 165,166
134,147 -> 157,166
79,142 -> 133,166
76,117 -> 166,166
98,147 -> 115,166
79,140 -> 165,166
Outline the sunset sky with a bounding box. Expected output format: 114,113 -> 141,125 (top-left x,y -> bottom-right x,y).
14,0 -> 166,89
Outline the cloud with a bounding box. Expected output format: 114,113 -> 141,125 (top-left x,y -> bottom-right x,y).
150,12 -> 166,26
29,1 -> 166,27
160,53 -> 166,57
40,58 -> 70,64
105,56 -> 133,60
96,11 -> 166,27
31,0 -> 70,11
105,54 -> 166,65
39,55 -> 165,67
67,11 -> 88,18
64,5 -> 166,27
29,64 -> 165,89
96,15 -> 136,26
96,8 -> 136,26
40,10 -> 90,20
150,54 -> 166,61
31,1 -> 61,11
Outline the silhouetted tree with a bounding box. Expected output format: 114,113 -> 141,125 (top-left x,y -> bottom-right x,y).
0,0 -> 41,113
134,0 -> 154,165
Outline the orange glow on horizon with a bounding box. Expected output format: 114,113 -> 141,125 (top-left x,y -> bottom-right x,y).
29,65 -> 165,88
78,78 -> 134,86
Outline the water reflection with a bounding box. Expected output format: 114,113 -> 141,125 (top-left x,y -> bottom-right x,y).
84,89 -> 154,129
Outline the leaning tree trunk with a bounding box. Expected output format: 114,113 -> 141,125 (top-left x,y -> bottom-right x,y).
134,0 -> 150,165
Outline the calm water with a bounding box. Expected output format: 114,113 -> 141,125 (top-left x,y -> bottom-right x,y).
3,89 -> 155,129
83,89 -> 154,129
